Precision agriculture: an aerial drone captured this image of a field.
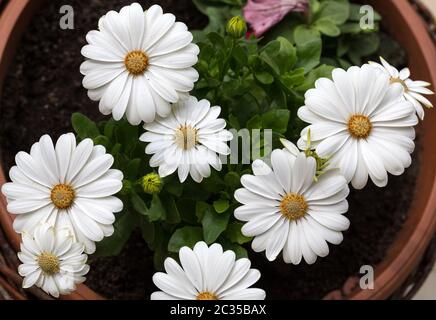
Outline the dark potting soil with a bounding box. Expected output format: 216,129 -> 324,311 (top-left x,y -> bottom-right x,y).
0,0 -> 419,300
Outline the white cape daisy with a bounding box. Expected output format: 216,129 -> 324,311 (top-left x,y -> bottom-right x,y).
140,96 -> 233,183
234,150 -> 350,265
297,65 -> 418,189
80,3 -> 199,125
1,133 -> 124,254
18,223 -> 89,298
151,241 -> 265,300
369,57 -> 434,120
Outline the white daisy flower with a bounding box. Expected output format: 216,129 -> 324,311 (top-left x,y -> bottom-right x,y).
151,241 -> 265,300
17,223 -> 89,298
1,133 -> 124,254
140,96 -> 233,183
297,65 -> 418,189
369,57 -> 434,120
80,3 -> 200,125
234,150 -> 350,265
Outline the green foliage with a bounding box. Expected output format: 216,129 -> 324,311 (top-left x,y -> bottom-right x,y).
168,226 -> 204,252
73,0 -> 393,265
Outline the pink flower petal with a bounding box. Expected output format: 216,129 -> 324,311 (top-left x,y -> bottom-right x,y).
243,0 -> 308,37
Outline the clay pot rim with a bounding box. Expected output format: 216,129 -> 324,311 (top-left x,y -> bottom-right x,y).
0,0 -> 435,300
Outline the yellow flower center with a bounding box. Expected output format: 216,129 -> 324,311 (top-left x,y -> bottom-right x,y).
196,292 -> 218,300
347,114 -> 372,139
390,77 -> 408,92
50,184 -> 75,209
124,50 -> 149,75
37,252 -> 60,275
174,125 -> 198,150
280,193 -> 308,221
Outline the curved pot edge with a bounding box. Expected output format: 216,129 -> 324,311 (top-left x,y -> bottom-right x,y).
347,0 -> 436,300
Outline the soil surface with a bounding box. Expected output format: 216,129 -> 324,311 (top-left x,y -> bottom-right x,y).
0,0 -> 419,300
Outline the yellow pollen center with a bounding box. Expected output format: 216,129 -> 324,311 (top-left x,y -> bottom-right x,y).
280,193 -> 308,221
390,77 -> 408,92
37,252 -> 60,275
174,125 -> 198,150
196,292 -> 218,300
347,114 -> 372,139
125,50 -> 149,75
50,184 -> 75,209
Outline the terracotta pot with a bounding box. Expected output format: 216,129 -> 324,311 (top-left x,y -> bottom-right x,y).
0,0 -> 435,300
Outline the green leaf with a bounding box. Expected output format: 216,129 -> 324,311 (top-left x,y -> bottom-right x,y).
196,201 -> 210,221
259,41 -> 281,75
224,172 -> 241,190
314,0 -> 350,25
294,26 -> 322,73
202,206 -> 230,244
148,194 -> 166,222
276,36 -> 297,72
255,71 -> 274,85
232,44 -> 248,66
140,216 -> 155,245
213,200 -> 230,214
115,121 -> 139,154
111,143 -> 122,156
337,38 -> 349,57
94,210 -> 137,257
228,114 -> 240,130
71,113 -> 99,139
92,135 -> 110,149
103,119 -> 116,139
349,32 -> 380,57
309,0 -> 321,14
246,115 -> 263,130
162,175 -> 183,197
221,241 -> 248,259
340,23 -> 364,34
125,159 -> 141,180
314,19 -> 341,37
282,68 -> 306,88
161,194 -> 181,224
225,222 -> 251,245
168,226 -> 203,253
130,192 -> 148,216
296,64 -> 335,92
207,32 -> 225,48
261,109 -> 290,134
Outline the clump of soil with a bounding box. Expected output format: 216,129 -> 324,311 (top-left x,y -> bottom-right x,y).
0,0 -> 419,300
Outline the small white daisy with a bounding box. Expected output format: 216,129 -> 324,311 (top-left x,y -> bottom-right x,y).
80,3 -> 199,125
151,241 -> 265,300
297,65 -> 418,189
1,133 -> 124,254
140,96 -> 233,183
234,150 -> 350,265
369,57 -> 434,120
18,223 -> 89,298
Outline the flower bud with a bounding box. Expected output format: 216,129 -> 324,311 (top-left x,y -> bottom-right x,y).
141,173 -> 162,194
226,16 -> 247,39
